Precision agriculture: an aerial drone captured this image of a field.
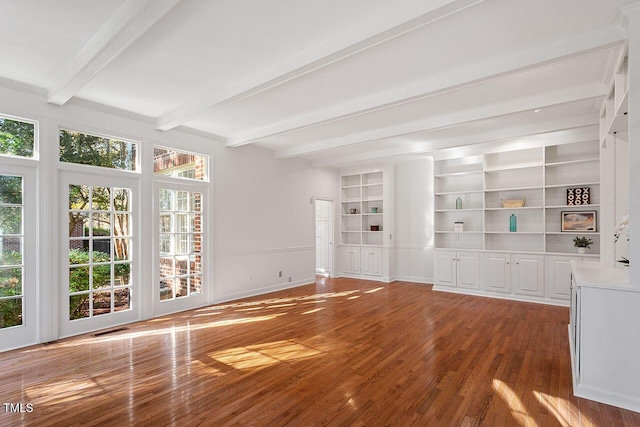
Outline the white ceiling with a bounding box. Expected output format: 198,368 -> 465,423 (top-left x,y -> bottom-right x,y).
0,0 -> 634,167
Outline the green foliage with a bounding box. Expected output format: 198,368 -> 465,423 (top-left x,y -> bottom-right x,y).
573,236 -> 593,248
0,298 -> 22,328
0,117 -> 34,157
59,130 -> 136,171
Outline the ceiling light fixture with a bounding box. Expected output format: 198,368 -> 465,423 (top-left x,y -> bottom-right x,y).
534,109 -> 541,113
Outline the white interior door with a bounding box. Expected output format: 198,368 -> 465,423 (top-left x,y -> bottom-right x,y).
59,172 -> 139,337
0,166 -> 37,352
315,199 -> 333,275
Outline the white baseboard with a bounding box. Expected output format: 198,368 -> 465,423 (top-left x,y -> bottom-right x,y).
338,273 -> 391,283
214,278 -> 314,304
392,275 -> 433,284
431,285 -> 569,307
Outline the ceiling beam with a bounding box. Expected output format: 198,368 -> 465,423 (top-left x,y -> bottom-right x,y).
274,83 -> 608,159
47,0 -> 182,105
155,0 -> 485,131
310,117 -> 598,167
231,25 -> 625,147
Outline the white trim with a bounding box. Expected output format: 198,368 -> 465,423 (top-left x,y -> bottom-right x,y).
432,285 -> 570,307
392,275 -> 433,284
214,246 -> 314,258
214,278 -> 314,304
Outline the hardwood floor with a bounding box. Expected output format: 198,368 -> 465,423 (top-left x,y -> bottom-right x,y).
1,278 -> 639,426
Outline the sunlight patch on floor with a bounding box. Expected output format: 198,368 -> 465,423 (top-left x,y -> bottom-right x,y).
534,390 -> 584,427
364,287 -> 384,294
301,307 -> 325,315
492,379 -> 529,426
208,339 -> 326,370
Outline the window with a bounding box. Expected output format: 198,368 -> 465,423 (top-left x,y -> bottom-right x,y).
68,185 -> 132,320
0,175 -> 24,328
153,147 -> 207,181
60,129 -> 137,171
0,116 -> 35,158
158,189 -> 203,300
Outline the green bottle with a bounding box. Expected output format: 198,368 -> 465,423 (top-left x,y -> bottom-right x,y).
509,214 -> 517,232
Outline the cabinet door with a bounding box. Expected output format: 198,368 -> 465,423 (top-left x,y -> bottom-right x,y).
457,252 -> 480,290
362,247 -> 382,277
435,251 -> 456,287
481,253 -> 511,293
513,254 -> 544,297
547,256 -> 575,300
343,247 -> 360,274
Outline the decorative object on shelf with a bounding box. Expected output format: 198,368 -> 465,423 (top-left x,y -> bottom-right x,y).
371,207 -> 378,213
573,236 -> 593,254
561,211 -> 596,232
456,197 -> 462,209
567,187 -> 590,205
509,214 -> 517,232
454,221 -> 464,232
350,208 -> 357,214
614,214 -> 629,242
501,198 -> 526,208
370,224 -> 380,231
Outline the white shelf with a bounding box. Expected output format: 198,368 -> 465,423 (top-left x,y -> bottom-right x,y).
485,206 -> 543,211
484,186 -> 543,192
435,208 -> 483,212
435,231 -> 483,234
546,204 -> 600,209
362,213 -> 383,216
435,190 -> 484,196
435,170 -> 483,178
545,158 -> 599,167
484,164 -> 543,173
485,231 -> 544,235
545,182 -> 600,189
546,231 -> 599,235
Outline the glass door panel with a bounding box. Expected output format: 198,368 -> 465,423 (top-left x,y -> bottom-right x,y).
60,173 -> 138,337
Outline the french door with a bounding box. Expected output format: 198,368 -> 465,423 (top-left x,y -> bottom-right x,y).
59,172 -> 139,337
0,166 -> 36,352
153,181 -> 207,316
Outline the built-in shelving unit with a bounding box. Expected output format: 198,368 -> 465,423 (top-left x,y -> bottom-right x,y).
434,140 -> 601,256
341,171 -> 385,246
340,167 -> 394,282
600,56 -> 629,145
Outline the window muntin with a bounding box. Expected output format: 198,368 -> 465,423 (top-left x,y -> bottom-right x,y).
68,184 -> 133,320
159,189 -> 203,301
60,129 -> 137,172
0,174 -> 24,328
153,147 -> 207,181
0,116 -> 35,158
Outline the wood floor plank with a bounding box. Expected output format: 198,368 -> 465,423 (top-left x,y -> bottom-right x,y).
0,278 -> 638,426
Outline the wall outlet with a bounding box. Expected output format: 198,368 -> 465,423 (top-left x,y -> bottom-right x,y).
279,271 -> 282,277
556,236 -> 561,243
248,275 -> 252,281
455,234 -> 460,241
288,276 -> 292,282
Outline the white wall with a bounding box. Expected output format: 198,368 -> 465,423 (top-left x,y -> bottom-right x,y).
213,145 -> 338,301
394,158 -> 434,283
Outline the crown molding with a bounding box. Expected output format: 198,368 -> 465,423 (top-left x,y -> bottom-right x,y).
620,2 -> 640,20
0,76 -> 47,98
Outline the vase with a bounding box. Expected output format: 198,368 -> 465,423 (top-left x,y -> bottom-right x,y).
509,214 -> 517,232
577,247 -> 586,254
456,197 -> 462,209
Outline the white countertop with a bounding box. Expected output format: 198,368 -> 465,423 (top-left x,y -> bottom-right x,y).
570,260 -> 639,292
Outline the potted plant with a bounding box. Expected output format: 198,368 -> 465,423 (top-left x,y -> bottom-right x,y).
573,236 -> 593,254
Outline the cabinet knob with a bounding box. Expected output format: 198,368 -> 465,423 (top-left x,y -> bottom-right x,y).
507,261 -> 510,264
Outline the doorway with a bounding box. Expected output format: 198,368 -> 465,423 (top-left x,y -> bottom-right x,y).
315,198 -> 334,277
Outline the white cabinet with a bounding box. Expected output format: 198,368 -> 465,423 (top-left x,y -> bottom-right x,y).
480,253 -> 511,293
512,254 -> 544,297
546,256 -> 598,301
342,247 -> 360,275
480,253 -> 543,297
569,261 -> 640,412
361,247 -> 382,276
435,250 -> 479,289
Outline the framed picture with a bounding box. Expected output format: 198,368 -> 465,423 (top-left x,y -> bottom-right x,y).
561,211 -> 597,232
567,187 -> 590,205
